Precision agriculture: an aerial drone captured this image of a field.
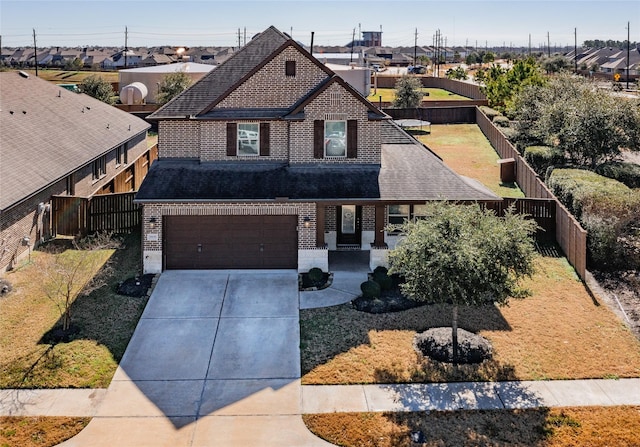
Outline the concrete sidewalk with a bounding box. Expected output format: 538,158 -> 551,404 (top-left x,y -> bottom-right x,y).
3,378 -> 640,419
301,378 -> 640,413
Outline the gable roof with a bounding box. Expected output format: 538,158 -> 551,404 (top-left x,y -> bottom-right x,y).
0,71 -> 150,210
149,26 -> 291,119
148,26 -> 351,120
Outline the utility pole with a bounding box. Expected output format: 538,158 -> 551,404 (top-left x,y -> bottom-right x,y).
414,28 -> 418,66
124,26 -> 129,69
547,31 -> 551,57
33,28 -> 38,76
574,28 -> 578,73
350,28 -> 355,63
310,31 -> 314,55
237,28 -> 241,49
528,33 -> 531,56
244,27 -> 246,46
626,21 -> 630,89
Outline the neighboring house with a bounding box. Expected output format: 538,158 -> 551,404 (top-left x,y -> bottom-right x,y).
141,53 -> 175,66
136,26 -> 497,274
119,62 -> 215,104
0,71 -> 151,271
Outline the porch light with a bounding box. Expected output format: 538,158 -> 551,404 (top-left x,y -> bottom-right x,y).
149,217 -> 157,229
303,216 -> 311,228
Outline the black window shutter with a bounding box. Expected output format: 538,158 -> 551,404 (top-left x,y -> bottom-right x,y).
226,123 -> 237,156
260,123 -> 270,156
314,120 -> 324,159
347,120 -> 358,158
285,60 -> 296,77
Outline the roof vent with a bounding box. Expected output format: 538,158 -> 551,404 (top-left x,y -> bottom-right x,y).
18,71 -> 30,79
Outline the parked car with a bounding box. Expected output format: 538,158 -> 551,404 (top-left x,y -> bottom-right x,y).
408,65 -> 426,74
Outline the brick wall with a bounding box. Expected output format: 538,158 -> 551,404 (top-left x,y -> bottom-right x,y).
218,46 -> 329,109
158,120 -> 200,158
289,82 -> 381,164
362,205 -> 375,231
199,120 -> 289,162
0,181 -> 64,271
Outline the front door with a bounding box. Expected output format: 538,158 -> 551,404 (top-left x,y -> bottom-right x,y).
337,205 -> 362,247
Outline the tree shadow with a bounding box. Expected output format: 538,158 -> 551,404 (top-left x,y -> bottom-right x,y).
300,301 -> 512,378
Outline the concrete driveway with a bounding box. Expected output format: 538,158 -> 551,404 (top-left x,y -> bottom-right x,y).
61,270 -> 332,447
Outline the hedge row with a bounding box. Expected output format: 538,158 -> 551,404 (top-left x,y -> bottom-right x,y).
524,146 -> 565,177
548,168 -> 640,270
595,161 -> 640,189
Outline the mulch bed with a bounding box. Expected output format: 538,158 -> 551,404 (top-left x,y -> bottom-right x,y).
117,274 -> 155,297
352,286 -> 428,314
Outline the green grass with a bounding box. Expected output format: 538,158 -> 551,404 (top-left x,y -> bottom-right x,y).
417,124 -> 525,198
0,231 -> 147,389
367,88 -> 471,103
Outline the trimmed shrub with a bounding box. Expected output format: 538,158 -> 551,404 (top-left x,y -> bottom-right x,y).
548,169 -> 640,270
372,271 -> 393,291
595,162 -> 640,189
480,106 -> 501,121
307,267 -> 324,284
524,145 -> 565,176
373,265 -> 388,276
547,169 -> 631,219
493,115 -> 510,127
360,280 -> 381,299
414,327 -> 493,364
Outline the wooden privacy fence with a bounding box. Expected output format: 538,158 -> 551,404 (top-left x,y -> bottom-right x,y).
374,76 -> 487,100
484,198 -> 556,238
52,192 -> 140,236
475,108 -> 587,280
384,106 -> 478,124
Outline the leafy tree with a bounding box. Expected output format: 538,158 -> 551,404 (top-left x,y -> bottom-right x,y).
512,74 -> 640,168
64,57 -> 84,71
482,51 -> 495,65
542,55 -> 570,73
157,71 -> 192,105
465,53 -> 479,66
388,202 -> 537,364
446,66 -> 468,80
40,232 -> 120,332
481,58 -> 545,112
392,75 -> 423,108
79,74 -> 115,105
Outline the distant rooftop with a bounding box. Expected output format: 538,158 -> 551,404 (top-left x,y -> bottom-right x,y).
119,62 -> 215,74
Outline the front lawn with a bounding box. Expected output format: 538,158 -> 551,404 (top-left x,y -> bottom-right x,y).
304,406 -> 640,447
418,124 -> 525,198
300,255 -> 640,384
367,88 -> 471,103
0,231 -> 148,389
0,417 -> 89,447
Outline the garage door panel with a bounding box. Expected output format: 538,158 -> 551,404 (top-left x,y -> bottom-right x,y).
164,215 -> 297,269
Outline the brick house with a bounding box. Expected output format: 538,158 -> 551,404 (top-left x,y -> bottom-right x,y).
0,71 -> 151,271
137,26 -> 498,273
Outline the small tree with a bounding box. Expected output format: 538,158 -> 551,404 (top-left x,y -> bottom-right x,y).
157,71 -> 192,105
41,233 -> 120,332
388,202 -> 537,364
393,75 -> 423,108
446,66 -> 468,80
79,75 -> 114,104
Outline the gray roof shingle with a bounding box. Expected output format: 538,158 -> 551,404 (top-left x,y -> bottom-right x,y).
149,26 -> 290,119
134,143 -> 498,203
0,71 -> 150,210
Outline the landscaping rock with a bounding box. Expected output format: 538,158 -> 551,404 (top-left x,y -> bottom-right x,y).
0,278 -> 12,296
414,327 -> 493,364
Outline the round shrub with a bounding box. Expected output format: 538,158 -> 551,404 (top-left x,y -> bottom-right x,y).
307,267 -> 324,284
372,271 -> 393,291
373,266 -> 388,276
413,327 -> 493,364
360,280 -> 381,299
524,145 -> 565,176
493,115 -> 510,127
595,162 -> 640,189
480,106 -> 501,121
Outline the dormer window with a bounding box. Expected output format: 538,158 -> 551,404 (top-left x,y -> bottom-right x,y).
285,60 -> 296,77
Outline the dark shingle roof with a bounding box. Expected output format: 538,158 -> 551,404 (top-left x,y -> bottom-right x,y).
135,143 -> 498,203
135,161 -> 381,201
0,71 -> 150,210
149,26 -> 290,119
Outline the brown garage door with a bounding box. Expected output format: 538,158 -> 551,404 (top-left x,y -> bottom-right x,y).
164,215 -> 297,269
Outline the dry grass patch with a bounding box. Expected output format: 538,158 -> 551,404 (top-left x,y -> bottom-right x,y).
0,232 -> 147,388
303,406 -> 640,447
0,416 -> 89,447
300,256 -> 640,384
20,69 -> 119,83
418,124 -> 524,198
367,88 -> 470,102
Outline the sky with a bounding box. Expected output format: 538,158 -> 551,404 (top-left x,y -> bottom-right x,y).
1,0 -> 638,49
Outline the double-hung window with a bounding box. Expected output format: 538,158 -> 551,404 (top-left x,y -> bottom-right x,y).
237,123 -> 260,156
388,205 -> 410,226
92,156 -> 107,181
324,121 -> 347,157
